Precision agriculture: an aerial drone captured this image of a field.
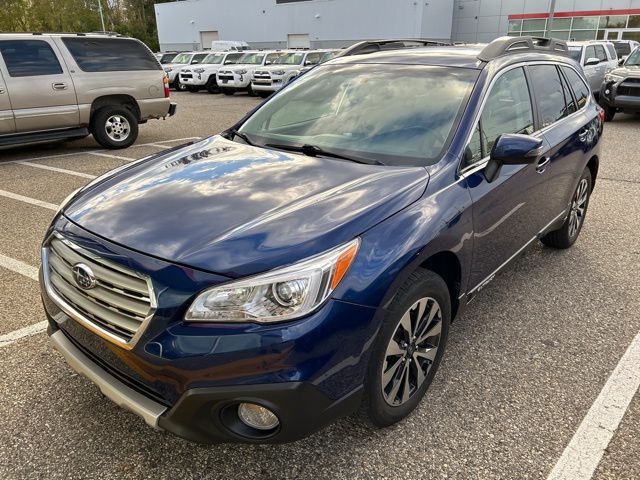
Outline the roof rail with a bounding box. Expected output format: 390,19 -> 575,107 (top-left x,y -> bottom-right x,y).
336,38 -> 451,58
478,36 -> 568,62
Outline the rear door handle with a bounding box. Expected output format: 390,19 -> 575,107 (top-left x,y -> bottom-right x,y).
536,157 -> 550,174
578,128 -> 593,143
52,82 -> 68,90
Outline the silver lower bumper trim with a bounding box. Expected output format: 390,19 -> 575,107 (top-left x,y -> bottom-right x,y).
50,330 -> 167,428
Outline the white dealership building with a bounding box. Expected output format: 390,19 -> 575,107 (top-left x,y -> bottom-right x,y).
155,0 -> 640,51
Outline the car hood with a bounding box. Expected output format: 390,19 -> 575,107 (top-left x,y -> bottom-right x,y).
64,136 -> 429,277
611,64 -> 640,76
259,65 -> 301,72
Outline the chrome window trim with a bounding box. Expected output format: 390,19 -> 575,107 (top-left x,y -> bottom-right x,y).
42,232 -> 157,350
457,60 -> 591,178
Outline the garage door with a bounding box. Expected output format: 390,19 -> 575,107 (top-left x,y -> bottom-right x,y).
287,34 -> 310,49
200,31 -> 219,49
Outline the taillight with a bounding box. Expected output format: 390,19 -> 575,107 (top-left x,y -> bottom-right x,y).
597,105 -> 605,125
163,76 -> 170,98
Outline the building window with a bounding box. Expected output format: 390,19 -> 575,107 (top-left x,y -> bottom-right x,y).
599,15 -> 628,29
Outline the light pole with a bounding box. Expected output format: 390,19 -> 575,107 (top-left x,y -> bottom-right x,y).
546,0 -> 557,38
97,0 -> 106,32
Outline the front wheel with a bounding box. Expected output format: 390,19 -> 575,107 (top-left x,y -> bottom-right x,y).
91,106 -> 138,149
175,82 -> 187,92
186,85 -> 200,93
598,97 -> 616,121
206,76 -> 218,94
541,168 -> 592,249
222,88 -> 235,96
362,269 -> 450,427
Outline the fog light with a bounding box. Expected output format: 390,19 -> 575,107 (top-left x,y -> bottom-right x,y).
237,403 -> 279,430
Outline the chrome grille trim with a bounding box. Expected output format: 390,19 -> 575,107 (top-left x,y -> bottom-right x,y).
42,232 -> 157,349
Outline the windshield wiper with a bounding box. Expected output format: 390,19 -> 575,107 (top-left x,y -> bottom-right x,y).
227,128 -> 254,146
265,143 -> 384,166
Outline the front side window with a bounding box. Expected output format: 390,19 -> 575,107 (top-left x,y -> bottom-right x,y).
62,38 -> 159,72
172,53 -> 192,64
191,53 -> 208,64
240,64 -> 478,166
594,45 -> 607,61
584,45 -> 597,62
529,65 -> 571,128
626,48 -> 640,65
561,66 -> 590,109
304,52 -> 321,65
0,40 -> 63,77
464,67 -> 534,167
264,53 -> 282,65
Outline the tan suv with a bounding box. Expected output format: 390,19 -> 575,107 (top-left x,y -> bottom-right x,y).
0,33 -> 176,149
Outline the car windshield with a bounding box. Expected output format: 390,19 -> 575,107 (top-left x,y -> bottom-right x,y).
274,53 -> 304,65
159,53 -> 177,64
613,42 -> 631,56
203,53 -> 224,64
172,53 -> 192,64
626,48 -> 640,65
238,53 -> 265,65
239,64 -> 478,166
568,47 -> 582,62
264,53 -> 282,65
224,53 -> 243,64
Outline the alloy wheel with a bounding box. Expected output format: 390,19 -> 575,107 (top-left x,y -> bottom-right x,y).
381,297 -> 443,406
105,115 -> 130,142
568,178 -> 588,238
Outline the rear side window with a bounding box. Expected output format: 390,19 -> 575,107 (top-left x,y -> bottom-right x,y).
0,40 -> 63,77
62,38 -> 160,72
559,69 -> 577,115
584,45 -> 597,63
562,66 -> 590,109
529,65 -> 570,128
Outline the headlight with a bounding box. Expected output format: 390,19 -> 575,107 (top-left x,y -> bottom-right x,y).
272,70 -> 286,76
605,73 -> 623,83
185,239 -> 360,323
193,68 -> 205,73
57,188 -> 80,214
235,69 -> 247,75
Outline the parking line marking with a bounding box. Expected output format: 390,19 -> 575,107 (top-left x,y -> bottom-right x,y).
547,331 -> 640,480
0,189 -> 58,211
88,152 -> 135,162
142,143 -> 173,148
0,321 -> 48,349
140,136 -> 200,146
14,161 -> 97,179
0,253 -> 39,280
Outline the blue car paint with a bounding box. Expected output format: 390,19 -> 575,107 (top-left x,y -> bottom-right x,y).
41,46 -> 602,440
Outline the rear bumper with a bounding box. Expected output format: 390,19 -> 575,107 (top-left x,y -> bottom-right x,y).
48,325 -> 362,444
168,102 -> 177,117
138,98 -> 173,120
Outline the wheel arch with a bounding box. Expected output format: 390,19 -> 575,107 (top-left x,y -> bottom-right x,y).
419,251 -> 462,322
90,95 -> 141,122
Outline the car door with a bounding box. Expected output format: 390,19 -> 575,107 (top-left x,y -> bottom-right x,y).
0,38 -> 78,133
462,66 -> 551,292
539,65 -> 599,217
582,45 -> 602,92
0,67 -> 16,135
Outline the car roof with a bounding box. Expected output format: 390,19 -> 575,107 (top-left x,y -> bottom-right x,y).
329,46 -> 486,68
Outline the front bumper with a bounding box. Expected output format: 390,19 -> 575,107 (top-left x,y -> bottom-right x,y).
48,324 -> 362,443
179,74 -> 208,86
600,81 -> 640,111
251,79 -> 284,92
217,73 -> 251,89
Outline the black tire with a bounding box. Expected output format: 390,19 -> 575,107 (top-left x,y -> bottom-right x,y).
222,88 -> 235,96
206,76 -> 218,94
91,106 -> 138,149
257,91 -> 270,98
247,84 -> 256,97
598,98 -> 616,121
186,85 -> 200,93
361,269 -> 451,428
541,168 -> 592,249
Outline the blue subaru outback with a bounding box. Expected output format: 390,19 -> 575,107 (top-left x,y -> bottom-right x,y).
40,37 -> 603,443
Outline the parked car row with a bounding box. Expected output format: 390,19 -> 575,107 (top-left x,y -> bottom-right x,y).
162,49 -> 338,96
598,45 -> 640,121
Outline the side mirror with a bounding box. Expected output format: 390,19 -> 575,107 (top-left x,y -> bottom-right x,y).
484,134 -> 543,183
304,60 -> 312,65
584,57 -> 600,66
192,60 -> 199,64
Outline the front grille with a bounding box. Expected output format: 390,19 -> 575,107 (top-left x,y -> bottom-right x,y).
218,75 -> 234,81
181,73 -> 193,79
45,235 -> 153,344
618,81 -> 640,97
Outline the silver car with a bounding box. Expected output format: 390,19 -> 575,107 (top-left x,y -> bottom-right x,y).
567,41 -> 618,96
0,32 -> 176,149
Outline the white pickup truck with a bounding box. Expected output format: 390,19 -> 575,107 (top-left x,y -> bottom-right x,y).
178,51 -> 243,93
216,51 -> 284,95
251,50 -> 323,96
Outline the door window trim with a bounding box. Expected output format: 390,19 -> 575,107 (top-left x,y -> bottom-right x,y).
458,61 -> 591,179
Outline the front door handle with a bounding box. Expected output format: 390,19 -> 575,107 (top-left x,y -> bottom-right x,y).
52,82 -> 68,90
536,156 -> 550,174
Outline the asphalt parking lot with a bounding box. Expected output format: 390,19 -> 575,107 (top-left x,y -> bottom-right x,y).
0,91 -> 639,480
